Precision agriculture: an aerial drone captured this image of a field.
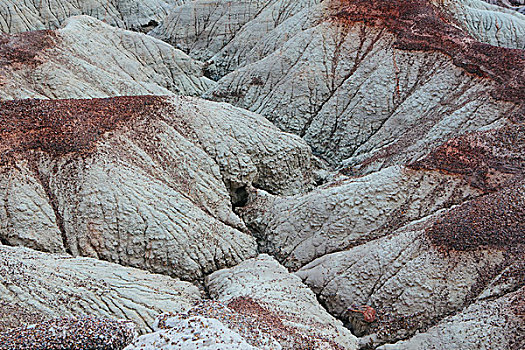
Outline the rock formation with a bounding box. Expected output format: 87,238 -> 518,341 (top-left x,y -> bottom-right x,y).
434,0 -> 525,49
377,287 -> 525,350
484,0 -> 525,13
0,0 -> 186,34
150,0 -> 322,78
0,0 -> 523,349
0,95 -> 312,280
127,255 -> 358,349
206,255 -> 358,349
0,245 -> 200,333
206,0 -> 524,169
240,166 -> 482,269
292,125 -> 524,347
0,16 -> 214,100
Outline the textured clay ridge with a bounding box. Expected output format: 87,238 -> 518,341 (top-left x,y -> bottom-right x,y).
410,125 -> 525,191
226,297 -> 325,349
158,299 -> 345,349
330,0 -> 525,109
0,30 -> 57,68
0,96 -> 166,165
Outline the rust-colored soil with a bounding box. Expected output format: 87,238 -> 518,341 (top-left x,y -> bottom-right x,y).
227,297 -> 343,349
428,183 -> 524,251
0,96 -> 165,165
410,126 -> 525,252
410,125 -> 525,191
0,30 -> 57,68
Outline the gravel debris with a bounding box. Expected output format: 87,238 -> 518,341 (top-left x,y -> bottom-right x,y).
0,316 -> 136,350
157,298 -> 345,349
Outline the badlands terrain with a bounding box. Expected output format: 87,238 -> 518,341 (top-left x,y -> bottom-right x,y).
0,0 -> 523,349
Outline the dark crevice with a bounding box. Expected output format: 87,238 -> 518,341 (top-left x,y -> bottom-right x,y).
231,186 -> 249,208
0,236 -> 8,246
203,62 -> 221,81
140,20 -> 159,33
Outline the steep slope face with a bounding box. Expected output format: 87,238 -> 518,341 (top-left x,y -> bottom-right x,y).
434,0 -> 525,49
241,124 -> 524,269
378,287 -> 525,350
0,0 -> 522,348
291,125 -> 524,347
484,0 -> 525,13
150,0 -> 321,78
296,220 -> 523,348
205,0 -> 524,168
0,16 -> 214,100
0,245 -> 201,333
128,255 -> 358,349
206,255 -> 358,349
240,166 -> 482,270
0,95 -> 312,280
0,0 -> 186,34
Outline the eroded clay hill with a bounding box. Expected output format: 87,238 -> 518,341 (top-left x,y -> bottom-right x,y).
0,95 -> 312,281
0,16 -> 214,99
202,0 -> 524,170
0,0 -> 523,349
0,0 -> 188,34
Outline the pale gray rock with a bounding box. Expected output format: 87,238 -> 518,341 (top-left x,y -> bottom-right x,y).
435,0 -> 525,49
0,95 -> 312,280
483,0 -> 525,14
377,287 -> 525,350
0,0 -> 186,34
126,314 -> 260,350
202,0 -> 522,169
172,98 -> 313,197
208,19 -> 517,168
128,255 -> 360,349
0,16 -> 215,100
0,245 -> 201,332
0,164 -> 64,253
206,254 -> 358,349
150,0 -> 321,78
240,166 -> 482,270
295,215 -> 512,346
151,0 -> 276,62
206,0 -> 321,78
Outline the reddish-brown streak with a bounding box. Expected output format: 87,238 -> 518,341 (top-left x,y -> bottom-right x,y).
328,0 -> 525,108
410,125 -> 525,191
409,126 -> 525,252
0,96 -> 167,165
427,183 -> 524,251
0,30 -> 57,68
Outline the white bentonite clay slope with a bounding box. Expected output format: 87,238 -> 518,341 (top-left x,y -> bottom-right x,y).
0,0 -> 523,349
0,0 -> 187,33
0,15 -> 214,100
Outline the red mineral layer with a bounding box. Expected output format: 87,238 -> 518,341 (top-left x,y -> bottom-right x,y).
227,297 -> 344,349
329,0 -> 525,108
0,30 -> 57,68
427,183 -> 525,251
410,125 -> 525,191
411,126 -> 525,252
0,96 -> 166,164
